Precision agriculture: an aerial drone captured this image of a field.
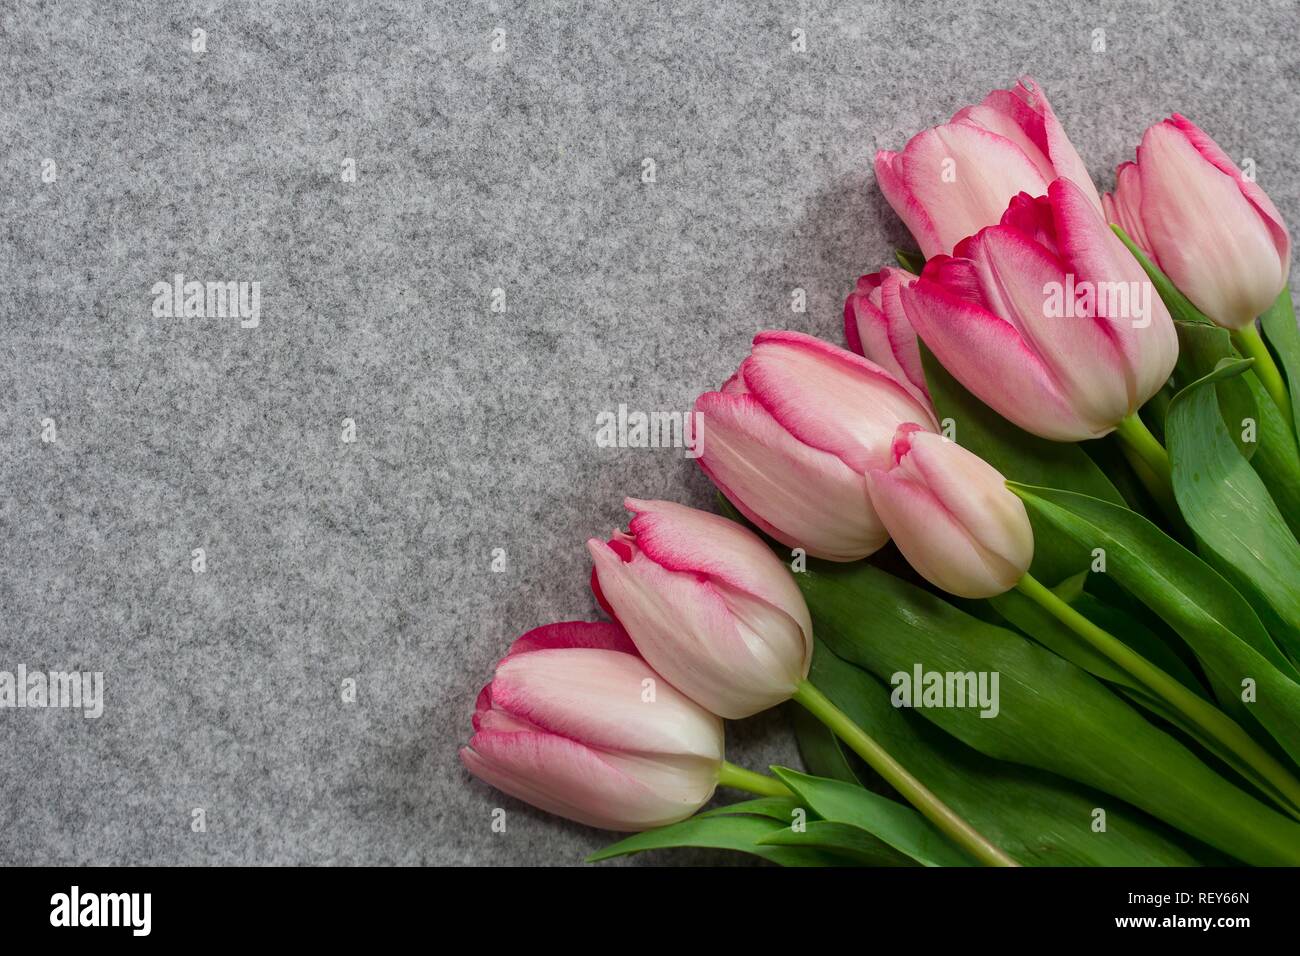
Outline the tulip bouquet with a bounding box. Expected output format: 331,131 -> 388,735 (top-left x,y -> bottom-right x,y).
462,77 -> 1300,867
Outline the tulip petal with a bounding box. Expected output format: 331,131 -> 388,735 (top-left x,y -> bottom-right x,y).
899,430 -> 1034,578
506,620 -> 638,657
624,498 -> 813,637
1138,121 -> 1287,328
887,122 -> 1049,257
844,269 -> 930,404
1102,162 -> 1154,259
900,278 -> 1106,440
741,331 -> 938,473
866,467 -> 1015,599
587,536 -> 804,718
461,733 -> 717,831
1048,178 -> 1178,409
962,220 -> 1132,429
875,149 -> 945,259
1167,114 -> 1290,269
695,391 -> 887,561
490,647 -> 725,759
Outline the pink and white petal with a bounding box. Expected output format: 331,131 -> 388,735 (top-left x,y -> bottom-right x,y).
714,579 -> 813,689
506,620 -> 638,658
490,647 -> 725,759
622,497 -> 811,631
899,279 -> 1107,440
742,330 -> 938,473
1102,162 -> 1156,261
894,123 -> 1049,256
956,89 -> 1056,182
1049,178 -> 1179,408
899,432 -> 1034,576
695,391 -> 888,562
1138,122 -> 1286,328
876,149 -> 945,260
866,468 -> 1018,599
461,733 -> 716,831
1017,77 -> 1103,212
586,538 -> 794,718
961,222 -> 1132,429
1167,113 -> 1291,264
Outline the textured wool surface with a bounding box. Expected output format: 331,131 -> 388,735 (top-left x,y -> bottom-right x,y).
1,0 -> 1296,865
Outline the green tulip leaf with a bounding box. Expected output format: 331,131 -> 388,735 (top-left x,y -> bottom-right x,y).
769,767 -> 974,867
798,559 -> 1300,865
1173,321 -> 1259,460
894,248 -> 926,274
698,797 -> 804,822
1166,358 -> 1300,663
1009,482 -> 1300,770
1259,286 -> 1300,443
797,637 -> 1210,866
757,820 -> 919,867
1241,361 -> 1300,539
586,813 -> 856,867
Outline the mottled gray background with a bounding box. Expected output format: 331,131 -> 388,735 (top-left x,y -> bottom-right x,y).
1,0 -> 1296,865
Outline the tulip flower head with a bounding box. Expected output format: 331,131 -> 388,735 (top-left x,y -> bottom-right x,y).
1103,114 -> 1291,331
844,266 -> 930,407
876,76 -> 1102,258
867,425 -> 1033,599
899,177 -> 1179,441
587,499 -> 813,719
460,620 -> 725,831
694,331 -> 939,562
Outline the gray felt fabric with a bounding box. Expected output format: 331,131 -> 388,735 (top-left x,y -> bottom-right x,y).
1,0 -> 1296,865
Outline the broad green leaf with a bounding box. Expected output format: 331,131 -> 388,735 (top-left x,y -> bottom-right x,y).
587,813 -> 854,866
758,821 -> 918,867
1259,286 -> 1300,443
800,638 -> 1211,866
1172,321 -> 1258,459
1167,359 -> 1300,663
798,560 -> 1300,865
990,587 -> 1206,698
770,767 -> 974,867
1010,483 -> 1300,769
698,797 -> 803,822
1244,365 -> 1300,539
919,343 -> 1125,584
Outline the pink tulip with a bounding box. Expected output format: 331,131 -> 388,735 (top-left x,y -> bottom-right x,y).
844,266 -> 930,406
460,620 -> 725,831
899,178 -> 1179,441
1102,114 -> 1291,331
693,331 -> 938,562
876,76 -> 1103,259
867,425 -> 1033,598
587,499 -> 813,719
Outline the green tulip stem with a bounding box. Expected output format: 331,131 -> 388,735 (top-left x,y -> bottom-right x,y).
1113,413 -> 1181,524
792,679 -> 1020,867
1016,571 -> 1300,815
1233,324 -> 1295,432
717,761 -> 792,798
